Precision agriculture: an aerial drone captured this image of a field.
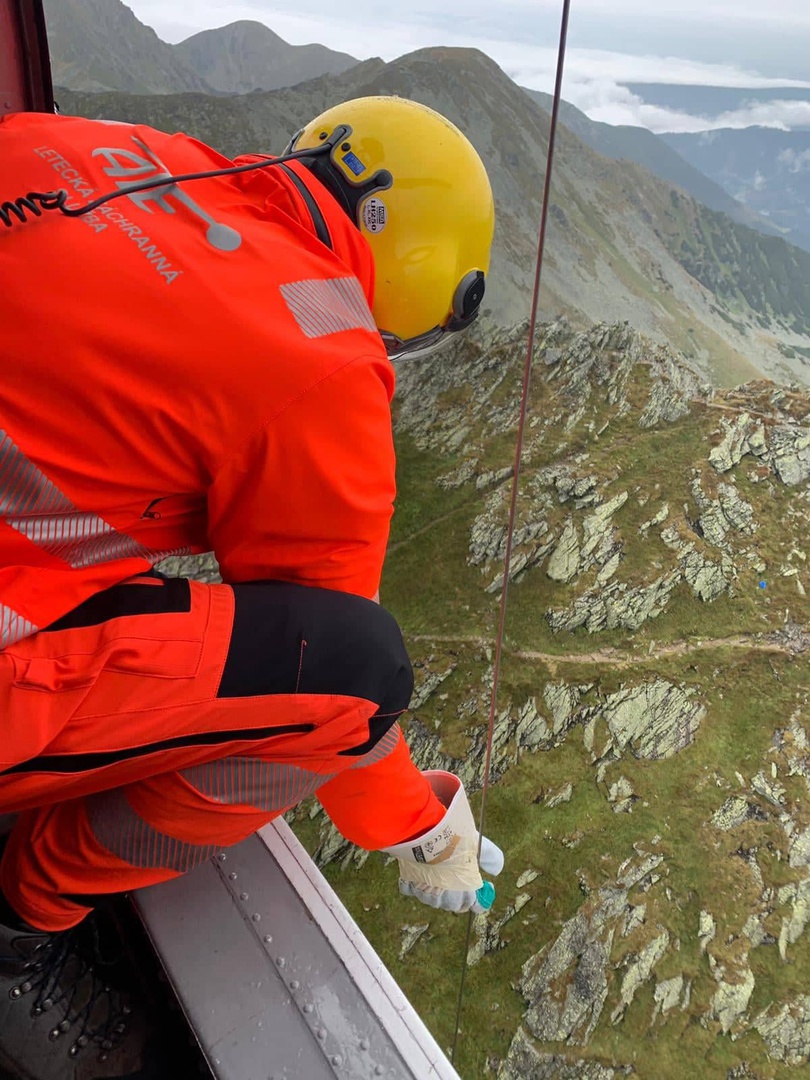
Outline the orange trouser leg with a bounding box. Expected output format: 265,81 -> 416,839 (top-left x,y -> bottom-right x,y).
0,577 -> 439,932
1,773 -> 293,931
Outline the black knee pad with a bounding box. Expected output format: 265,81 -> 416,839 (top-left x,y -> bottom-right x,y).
219,582 -> 414,725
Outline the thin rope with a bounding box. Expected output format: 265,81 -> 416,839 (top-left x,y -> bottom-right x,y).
450,0 -> 573,1065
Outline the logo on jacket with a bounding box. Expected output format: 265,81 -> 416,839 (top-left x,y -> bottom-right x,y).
92,137 -> 242,252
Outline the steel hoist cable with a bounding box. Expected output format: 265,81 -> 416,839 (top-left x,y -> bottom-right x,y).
450,0 -> 573,1066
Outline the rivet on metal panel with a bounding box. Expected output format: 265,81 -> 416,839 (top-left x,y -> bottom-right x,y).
302,1003 -> 314,1015
290,980 -> 300,991
218,853 -> 227,861
240,892 -> 249,901
360,1039 -> 370,1051
252,913 -> 261,922
228,872 -> 238,881
263,934 -> 273,944
317,1027 -> 327,1041
374,1068 -> 384,1077
331,1056 -> 343,1067
277,958 -> 286,969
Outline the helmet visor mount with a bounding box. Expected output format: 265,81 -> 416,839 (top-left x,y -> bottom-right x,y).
380,323 -> 453,361
381,268 -> 487,360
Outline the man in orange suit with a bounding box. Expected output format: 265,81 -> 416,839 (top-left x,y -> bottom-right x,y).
0,95 -> 501,1078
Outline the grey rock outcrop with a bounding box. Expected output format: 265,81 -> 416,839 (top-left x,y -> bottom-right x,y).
545,783 -> 574,808
497,1027 -> 632,1079
399,923 -> 430,959
699,910 -> 717,953
601,681 -> 705,760
769,426 -> 810,486
777,876 -> 810,960
546,517 -> 580,582
157,552 -> 221,583
654,975 -> 686,1016
519,886 -> 627,1044
709,414 -> 768,473
549,323 -> 705,429
610,929 -> 670,1023
755,996 -> 810,1064
544,683 -> 586,741
467,893 -> 532,966
709,412 -> 810,487
581,492 -> 628,569
712,967 -> 755,1034
546,571 -> 681,633
679,549 -> 730,602
515,851 -> 665,1049
711,797 -> 760,831
410,663 -> 456,710
517,869 -> 540,888
608,777 -> 637,813
515,698 -> 552,750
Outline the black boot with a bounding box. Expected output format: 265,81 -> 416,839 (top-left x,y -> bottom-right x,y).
0,911 -> 150,1079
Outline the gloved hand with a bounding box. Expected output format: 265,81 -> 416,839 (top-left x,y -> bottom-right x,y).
382,771 -> 504,914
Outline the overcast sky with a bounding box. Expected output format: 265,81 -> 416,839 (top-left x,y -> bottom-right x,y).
126,0 -> 810,132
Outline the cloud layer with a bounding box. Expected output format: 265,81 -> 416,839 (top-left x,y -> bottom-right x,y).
498,45 -> 810,132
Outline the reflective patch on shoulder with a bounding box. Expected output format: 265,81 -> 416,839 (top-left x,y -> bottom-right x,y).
280,277 -> 377,339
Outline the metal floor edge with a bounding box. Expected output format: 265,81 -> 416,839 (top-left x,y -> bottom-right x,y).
134,821 -> 463,1080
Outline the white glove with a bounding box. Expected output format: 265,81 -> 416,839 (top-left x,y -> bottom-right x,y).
382,771 -> 504,914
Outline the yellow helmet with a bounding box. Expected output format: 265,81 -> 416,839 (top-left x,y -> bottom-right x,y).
286,96 -> 495,359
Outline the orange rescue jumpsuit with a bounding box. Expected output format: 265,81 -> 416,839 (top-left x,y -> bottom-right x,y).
0,112 -> 443,931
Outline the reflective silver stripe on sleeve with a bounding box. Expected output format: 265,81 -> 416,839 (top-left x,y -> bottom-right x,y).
0,429 -> 189,569
0,603 -> 37,647
349,724 -> 401,771
88,789 -> 220,872
181,758 -> 330,812
280,277 -> 378,339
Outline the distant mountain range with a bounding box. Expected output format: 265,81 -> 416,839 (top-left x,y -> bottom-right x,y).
524,90 -> 783,243
42,0 -> 212,94
55,44 -> 810,389
661,127 -> 810,255
42,0 -> 359,94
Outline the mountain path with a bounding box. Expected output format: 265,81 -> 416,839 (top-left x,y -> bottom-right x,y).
407,630 -> 805,669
